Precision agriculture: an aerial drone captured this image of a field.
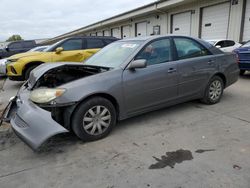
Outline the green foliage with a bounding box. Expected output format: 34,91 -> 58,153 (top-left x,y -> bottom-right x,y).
6,35 -> 23,42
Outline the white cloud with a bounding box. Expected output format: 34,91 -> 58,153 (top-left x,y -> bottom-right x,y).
0,0 -> 155,41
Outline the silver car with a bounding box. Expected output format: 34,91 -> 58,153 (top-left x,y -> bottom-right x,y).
1,35 -> 239,150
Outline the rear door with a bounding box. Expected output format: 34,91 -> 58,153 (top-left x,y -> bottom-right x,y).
173,37 -> 216,98
52,38 -> 85,62
123,38 -> 178,115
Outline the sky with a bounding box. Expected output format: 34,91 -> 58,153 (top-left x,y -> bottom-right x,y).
0,0 -> 156,42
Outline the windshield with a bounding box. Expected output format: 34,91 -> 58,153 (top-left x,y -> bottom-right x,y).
84,41 -> 143,68
242,41 -> 250,48
29,46 -> 48,52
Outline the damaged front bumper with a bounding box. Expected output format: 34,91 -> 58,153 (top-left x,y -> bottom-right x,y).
1,85 -> 69,150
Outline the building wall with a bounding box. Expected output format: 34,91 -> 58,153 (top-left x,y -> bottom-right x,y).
44,0 -> 249,44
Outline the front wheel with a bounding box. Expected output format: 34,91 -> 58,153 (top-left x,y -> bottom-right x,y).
201,76 -> 224,105
24,65 -> 38,80
72,97 -> 117,141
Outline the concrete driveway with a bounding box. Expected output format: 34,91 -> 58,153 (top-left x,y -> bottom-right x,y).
0,75 -> 250,188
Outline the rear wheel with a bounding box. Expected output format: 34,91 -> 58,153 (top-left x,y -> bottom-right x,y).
201,76 -> 224,105
24,65 -> 38,80
240,70 -> 245,76
72,97 -> 117,141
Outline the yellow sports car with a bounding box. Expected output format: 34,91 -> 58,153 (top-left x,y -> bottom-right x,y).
6,36 -> 117,81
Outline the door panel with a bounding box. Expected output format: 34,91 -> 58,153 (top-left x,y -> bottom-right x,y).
123,38 -> 178,114
177,56 -> 216,97
123,62 -> 178,114
52,50 -> 86,62
173,37 -> 216,97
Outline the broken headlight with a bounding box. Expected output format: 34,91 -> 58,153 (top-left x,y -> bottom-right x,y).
29,88 -> 66,104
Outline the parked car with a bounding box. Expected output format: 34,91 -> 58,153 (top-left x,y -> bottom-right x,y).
5,36 -> 118,81
0,35 -> 239,150
0,40 -> 37,59
28,45 -> 49,52
0,46 -> 50,76
207,39 -> 241,52
233,40 -> 250,75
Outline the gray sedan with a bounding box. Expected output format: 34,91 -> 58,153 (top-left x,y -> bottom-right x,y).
1,35 -> 239,150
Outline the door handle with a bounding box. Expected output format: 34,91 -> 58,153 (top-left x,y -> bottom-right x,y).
168,68 -> 177,73
208,59 -> 215,65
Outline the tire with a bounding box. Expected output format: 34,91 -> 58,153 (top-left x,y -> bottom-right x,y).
24,65 -> 38,80
240,70 -> 245,76
72,97 -> 117,142
201,76 -> 224,105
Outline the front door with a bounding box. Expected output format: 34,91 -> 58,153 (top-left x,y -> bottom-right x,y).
122,38 -> 178,115
52,38 -> 85,62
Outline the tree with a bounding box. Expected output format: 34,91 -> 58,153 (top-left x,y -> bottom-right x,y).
6,35 -> 23,42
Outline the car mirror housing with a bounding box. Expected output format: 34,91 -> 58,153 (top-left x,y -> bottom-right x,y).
55,47 -> 64,54
128,59 -> 147,70
215,45 -> 221,48
5,46 -> 9,51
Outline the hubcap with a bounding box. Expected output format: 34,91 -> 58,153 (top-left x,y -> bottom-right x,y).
83,106 -> 111,136
209,80 -> 222,101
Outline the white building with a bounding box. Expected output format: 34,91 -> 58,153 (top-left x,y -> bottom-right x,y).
43,0 -> 250,44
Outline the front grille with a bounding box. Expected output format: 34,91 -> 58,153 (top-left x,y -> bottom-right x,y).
14,115 -> 29,128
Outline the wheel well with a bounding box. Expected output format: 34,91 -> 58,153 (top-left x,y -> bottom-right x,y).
214,73 -> 226,87
23,61 -> 44,74
75,93 -> 120,118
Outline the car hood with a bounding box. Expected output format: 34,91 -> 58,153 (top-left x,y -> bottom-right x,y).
8,51 -> 43,60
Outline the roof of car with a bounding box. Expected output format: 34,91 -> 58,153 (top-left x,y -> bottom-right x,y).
68,36 -> 118,40
120,34 -> 203,42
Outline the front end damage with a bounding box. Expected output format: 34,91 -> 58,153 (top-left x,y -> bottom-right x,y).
1,63 -> 109,150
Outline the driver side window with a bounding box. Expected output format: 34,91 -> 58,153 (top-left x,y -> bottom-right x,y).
135,39 -> 171,66
59,39 -> 83,51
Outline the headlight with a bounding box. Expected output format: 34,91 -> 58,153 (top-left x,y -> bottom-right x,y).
6,59 -> 19,64
29,88 -> 66,104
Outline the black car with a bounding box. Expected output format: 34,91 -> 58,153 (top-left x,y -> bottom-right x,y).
0,40 -> 37,59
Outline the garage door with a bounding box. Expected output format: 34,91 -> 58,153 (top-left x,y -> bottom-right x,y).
104,30 -> 110,36
122,25 -> 131,38
136,22 -> 147,37
243,0 -> 250,41
97,31 -> 103,36
111,28 -> 120,38
172,12 -> 192,35
201,2 -> 230,40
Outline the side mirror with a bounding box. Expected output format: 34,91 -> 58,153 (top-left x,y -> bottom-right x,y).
215,45 -> 222,48
128,59 -> 147,70
5,46 -> 9,51
55,47 -> 63,54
